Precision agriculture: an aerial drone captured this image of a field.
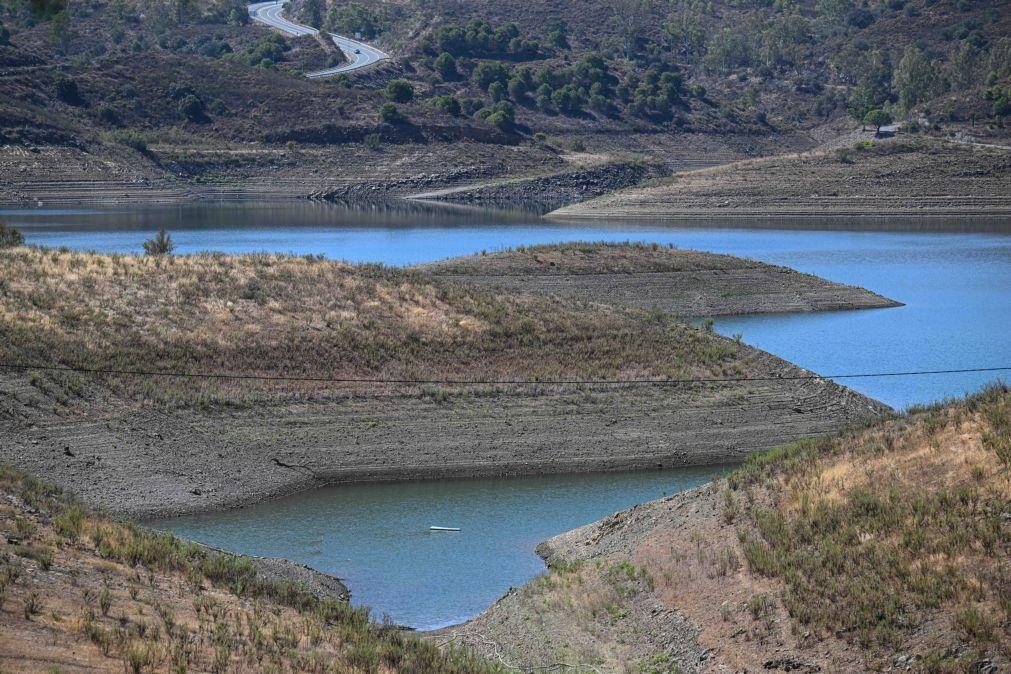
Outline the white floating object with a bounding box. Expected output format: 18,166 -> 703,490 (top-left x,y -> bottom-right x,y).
429,526 -> 461,532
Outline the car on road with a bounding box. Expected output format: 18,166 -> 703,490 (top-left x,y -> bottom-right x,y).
354,48 -> 361,54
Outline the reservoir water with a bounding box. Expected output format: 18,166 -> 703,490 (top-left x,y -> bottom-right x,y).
6,202 -> 1011,627
154,467 -> 730,630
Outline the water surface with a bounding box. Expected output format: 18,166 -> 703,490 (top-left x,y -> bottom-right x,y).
154,467 -> 729,630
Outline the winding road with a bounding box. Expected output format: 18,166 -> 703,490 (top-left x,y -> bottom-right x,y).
248,0 -> 389,78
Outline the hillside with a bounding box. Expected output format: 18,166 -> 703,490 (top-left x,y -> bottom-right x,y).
0,464 -> 499,673
1,0 -> 1009,203
420,242 -> 901,316
553,138 -> 1011,218
440,385 -> 1011,672
0,245 -> 888,517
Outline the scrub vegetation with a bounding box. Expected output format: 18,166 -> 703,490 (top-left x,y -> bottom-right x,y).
446,385 -> 1011,672
0,464 -> 500,672
731,384 -> 1011,663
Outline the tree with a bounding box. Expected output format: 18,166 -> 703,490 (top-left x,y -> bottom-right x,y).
894,46 -> 941,111
993,93 -> 1010,119
143,228 -> 175,256
53,71 -> 81,105
612,0 -> 654,60
379,103 -> 404,124
178,94 -> 206,121
703,28 -> 753,74
324,2 -> 380,38
50,8 -> 70,49
662,0 -> 708,65
429,95 -> 461,116
847,49 -> 892,122
863,109 -> 891,133
508,75 -> 529,102
384,80 -> 414,103
302,0 -> 323,28
488,81 -> 506,102
949,43 -> 980,90
0,20 -> 9,46
472,61 -> 510,91
433,52 -> 457,80
476,101 -> 515,130
545,17 -> 569,50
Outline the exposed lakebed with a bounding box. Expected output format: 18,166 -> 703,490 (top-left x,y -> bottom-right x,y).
8,202 -> 1011,628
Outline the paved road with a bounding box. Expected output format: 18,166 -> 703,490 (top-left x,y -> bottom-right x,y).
248,0 -> 389,78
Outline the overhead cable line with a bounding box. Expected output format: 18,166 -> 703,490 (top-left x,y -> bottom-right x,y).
0,362 -> 1009,386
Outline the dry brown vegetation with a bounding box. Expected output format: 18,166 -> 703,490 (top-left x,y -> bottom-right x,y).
446,385 -> 1011,673
0,465 -> 500,673
420,242 -> 757,276
0,246 -> 749,406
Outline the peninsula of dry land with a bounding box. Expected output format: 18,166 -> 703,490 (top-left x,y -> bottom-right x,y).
439,386 -> 1011,673
1,244 -> 891,518
421,242 -> 901,316
552,139 -> 1011,219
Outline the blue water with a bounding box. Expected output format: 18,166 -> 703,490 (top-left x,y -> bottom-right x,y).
10,202 -> 1011,628
153,467 -> 730,630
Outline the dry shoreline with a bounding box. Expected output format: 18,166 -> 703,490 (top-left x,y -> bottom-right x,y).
551,139 -> 1011,220
0,244 -> 899,520
2,370 -> 889,520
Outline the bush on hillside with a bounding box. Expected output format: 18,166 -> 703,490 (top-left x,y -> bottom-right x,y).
53,71 -> 81,105
142,228 -> 174,256
378,103 -> 404,124
0,222 -> 25,248
385,79 -> 414,103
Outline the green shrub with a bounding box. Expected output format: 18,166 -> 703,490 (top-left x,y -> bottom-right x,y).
429,95 -> 462,116
385,79 -> 414,103
433,52 -> 457,80
0,221 -> 25,248
54,503 -> 86,540
378,103 -> 404,124
53,71 -> 81,105
178,94 -> 206,122
142,228 -> 175,256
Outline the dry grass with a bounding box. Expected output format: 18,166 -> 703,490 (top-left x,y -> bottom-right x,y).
731,384 -> 1011,668
420,241 -> 760,276
0,464 -> 501,673
0,247 -> 747,406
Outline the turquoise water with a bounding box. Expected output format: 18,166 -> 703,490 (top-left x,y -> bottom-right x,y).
10,202 -> 1011,627
153,467 -> 730,630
